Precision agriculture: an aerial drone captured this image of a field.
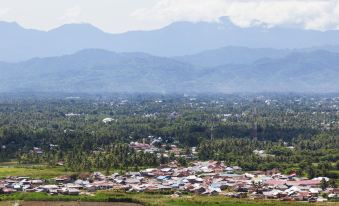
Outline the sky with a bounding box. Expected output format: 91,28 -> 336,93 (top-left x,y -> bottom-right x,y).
0,0 -> 339,33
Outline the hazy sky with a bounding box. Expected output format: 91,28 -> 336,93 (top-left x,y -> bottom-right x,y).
0,0 -> 339,33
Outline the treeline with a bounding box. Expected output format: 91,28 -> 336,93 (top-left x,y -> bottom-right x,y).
0,94 -> 337,177
18,143 -> 159,173
197,133 -> 339,178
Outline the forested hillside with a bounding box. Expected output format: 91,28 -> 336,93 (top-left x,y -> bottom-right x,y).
0,93 -> 338,179
0,49 -> 339,93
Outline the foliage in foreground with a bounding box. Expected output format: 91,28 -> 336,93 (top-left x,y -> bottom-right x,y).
0,192 -> 336,206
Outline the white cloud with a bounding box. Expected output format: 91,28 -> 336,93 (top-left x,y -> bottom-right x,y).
132,0 -> 339,31
1,0 -> 339,33
0,7 -> 10,17
59,5 -> 82,23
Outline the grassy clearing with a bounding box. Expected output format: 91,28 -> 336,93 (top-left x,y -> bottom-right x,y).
0,161 -> 142,179
0,192 -> 336,206
0,202 -> 140,206
134,194 -> 337,206
0,166 -> 73,179
0,192 -> 137,203
0,161 -> 19,167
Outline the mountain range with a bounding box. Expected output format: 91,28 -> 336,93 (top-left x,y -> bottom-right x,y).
0,49 -> 338,93
2,17 -> 339,62
1,18 -> 339,93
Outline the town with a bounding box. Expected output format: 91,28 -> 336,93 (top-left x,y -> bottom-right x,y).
1,160 -> 337,203
0,94 -> 338,206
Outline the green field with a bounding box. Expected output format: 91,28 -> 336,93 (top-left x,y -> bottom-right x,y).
0,162 -> 142,179
0,192 -> 336,206
0,166 -> 73,179
0,202 -> 140,206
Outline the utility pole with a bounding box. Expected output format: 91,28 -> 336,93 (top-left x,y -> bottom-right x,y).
210,122 -> 214,141
251,99 -> 258,140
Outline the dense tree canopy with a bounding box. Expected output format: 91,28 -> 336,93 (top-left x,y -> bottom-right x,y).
0,93 -> 337,178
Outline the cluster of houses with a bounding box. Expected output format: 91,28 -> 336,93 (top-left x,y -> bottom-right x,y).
129,141 -> 184,157
0,161 -> 337,202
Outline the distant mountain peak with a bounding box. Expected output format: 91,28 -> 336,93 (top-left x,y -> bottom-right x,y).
218,16 -> 238,27
0,21 -> 25,31
0,21 -> 20,26
49,23 -> 104,34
